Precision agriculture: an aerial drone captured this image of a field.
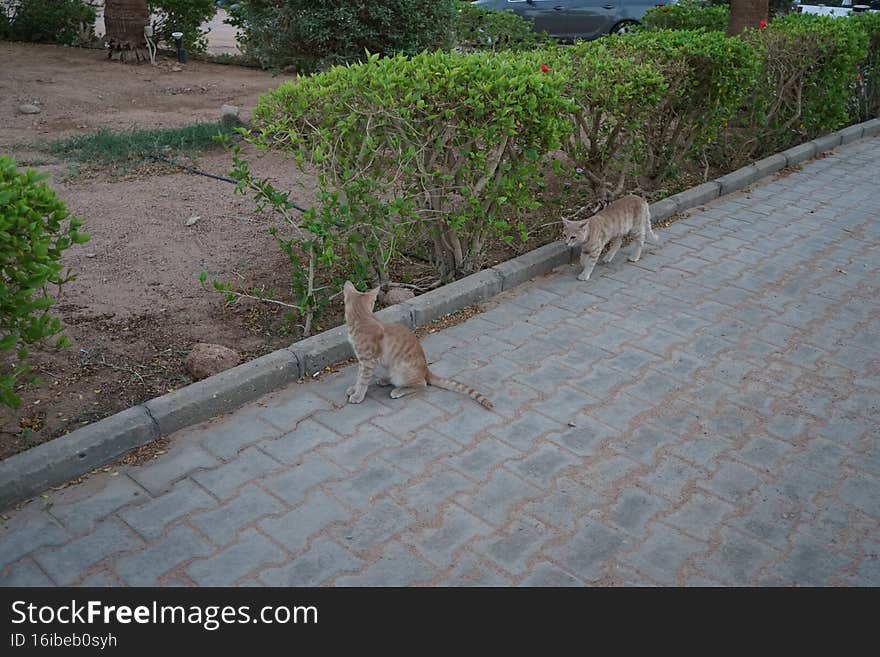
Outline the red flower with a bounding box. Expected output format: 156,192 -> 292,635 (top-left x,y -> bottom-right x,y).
856,73 -> 863,82
662,6 -> 670,12
540,63 -> 550,73
758,18 -> 768,29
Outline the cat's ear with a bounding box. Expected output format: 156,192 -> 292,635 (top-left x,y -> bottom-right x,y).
366,286 -> 381,305
343,280 -> 356,293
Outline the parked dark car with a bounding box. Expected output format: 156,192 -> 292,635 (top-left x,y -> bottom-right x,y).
472,0 -> 674,41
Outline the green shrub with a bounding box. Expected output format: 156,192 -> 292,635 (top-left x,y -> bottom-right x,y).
613,29 -> 761,184
0,156 -> 89,408
7,0 -> 96,46
851,11 -> 880,122
0,11 -> 11,40
149,0 -> 217,54
642,1 -> 729,32
717,14 -> 869,164
540,41 -> 668,199
453,0 -> 548,52
233,50 -> 570,331
227,0 -> 457,72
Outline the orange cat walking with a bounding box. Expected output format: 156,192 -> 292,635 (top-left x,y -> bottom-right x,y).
562,194 -> 659,282
343,281 -> 494,409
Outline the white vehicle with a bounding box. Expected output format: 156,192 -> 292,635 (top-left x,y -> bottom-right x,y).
795,1 -> 880,16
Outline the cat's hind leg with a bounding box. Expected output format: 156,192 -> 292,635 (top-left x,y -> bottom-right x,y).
628,228 -> 645,262
390,385 -> 426,399
602,236 -> 623,263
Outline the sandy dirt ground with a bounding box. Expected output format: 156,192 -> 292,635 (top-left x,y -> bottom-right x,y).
0,41 -> 317,458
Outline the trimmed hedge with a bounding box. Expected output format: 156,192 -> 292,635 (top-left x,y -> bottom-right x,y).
227,0 -> 457,72
3,0 -> 96,46
453,0 -> 549,52
642,1 -> 729,32
613,29 -> 761,183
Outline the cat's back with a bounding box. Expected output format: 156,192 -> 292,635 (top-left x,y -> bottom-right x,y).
595,194 -> 648,234
380,321 -> 427,364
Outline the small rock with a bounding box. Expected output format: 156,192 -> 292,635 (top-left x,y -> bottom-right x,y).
18,104 -> 41,115
171,65 -> 182,72
185,343 -> 241,380
220,104 -> 242,126
85,253 -> 96,258
185,215 -> 200,227
383,287 -> 415,306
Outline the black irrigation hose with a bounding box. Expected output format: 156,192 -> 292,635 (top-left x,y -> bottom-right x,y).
148,154 -> 310,214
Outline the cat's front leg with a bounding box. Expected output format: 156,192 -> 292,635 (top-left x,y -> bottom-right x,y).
577,247 -> 601,282
348,360 -> 376,404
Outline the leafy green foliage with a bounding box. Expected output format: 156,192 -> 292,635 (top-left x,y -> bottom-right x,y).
716,13 -> 870,165
227,0 -> 457,72
613,29 -> 761,184
245,47 -> 570,300
0,156 -> 89,408
149,0 -> 217,54
44,123 -> 234,166
642,1 -> 729,33
453,0 -> 549,52
5,0 -> 96,46
851,11 -> 880,122
540,41 -> 668,199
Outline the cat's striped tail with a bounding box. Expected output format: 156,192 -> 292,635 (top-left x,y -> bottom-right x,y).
427,371 -> 494,410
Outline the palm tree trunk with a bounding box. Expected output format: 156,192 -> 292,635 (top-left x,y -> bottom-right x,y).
728,0 -> 769,36
104,0 -> 150,61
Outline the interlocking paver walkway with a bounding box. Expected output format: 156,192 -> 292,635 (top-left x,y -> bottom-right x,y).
2,137 -> 879,586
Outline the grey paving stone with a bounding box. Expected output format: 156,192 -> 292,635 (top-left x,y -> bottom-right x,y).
607,488 -> 669,535
0,558 -> 54,586
260,491 -> 352,553
191,485 -> 285,545
698,461 -> 764,503
47,475 -> 148,535
441,552 -> 514,586
509,443 -> 581,488
613,424 -> 675,464
581,453 -> 643,490
186,529 -> 287,586
129,444 -> 220,495
319,424 -> 400,472
837,472 -> 880,519
381,429 -> 460,476
335,542 -> 436,586
190,447 -> 282,500
621,523 -> 706,586
327,459 -> 408,511
549,521 -> 628,582
662,492 -> 736,541
640,456 -> 705,502
759,538 -> 852,586
258,419 -> 342,465
523,477 -> 605,530
0,513 -> 70,571
371,399 -> 447,438
447,438 -> 520,480
474,519 -> 553,575
489,411 -> 566,452
311,395 -> 394,437
736,436 -> 796,472
521,562 -> 584,586
263,453 -> 345,506
411,505 -> 493,568
258,538 -> 363,586
195,412 -> 282,461
119,478 -> 216,539
396,469 -> 475,517
255,390 -> 333,432
33,518 -> 143,586
114,525 -> 214,586
333,499 -> 415,553
548,415 -> 617,457
458,468 -> 543,527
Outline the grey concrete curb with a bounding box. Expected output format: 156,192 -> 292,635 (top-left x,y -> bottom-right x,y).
1,120 -> 876,509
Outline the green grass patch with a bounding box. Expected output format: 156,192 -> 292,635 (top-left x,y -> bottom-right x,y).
43,122 -> 235,166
